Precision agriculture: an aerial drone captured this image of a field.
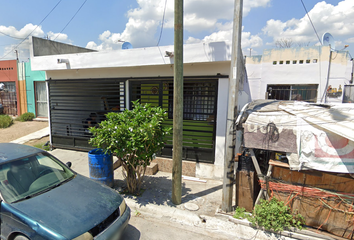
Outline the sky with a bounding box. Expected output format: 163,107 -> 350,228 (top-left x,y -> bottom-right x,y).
0,0 -> 353,62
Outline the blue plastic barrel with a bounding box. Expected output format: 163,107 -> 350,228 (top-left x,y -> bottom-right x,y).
88,148 -> 113,187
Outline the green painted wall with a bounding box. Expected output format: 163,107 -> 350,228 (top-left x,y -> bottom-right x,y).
25,60 -> 46,116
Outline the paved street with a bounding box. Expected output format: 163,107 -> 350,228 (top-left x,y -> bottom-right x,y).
121,213 -> 235,240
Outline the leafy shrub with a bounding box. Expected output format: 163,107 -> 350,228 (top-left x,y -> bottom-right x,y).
250,198 -> 305,232
89,100 -> 171,194
0,115 -> 13,128
233,207 -> 252,220
17,112 -> 35,122
234,198 -> 305,232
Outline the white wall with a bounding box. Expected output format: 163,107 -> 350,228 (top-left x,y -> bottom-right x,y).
246,46 -> 353,103
198,78 -> 229,178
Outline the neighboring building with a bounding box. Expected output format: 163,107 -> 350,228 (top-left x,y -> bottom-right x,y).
245,46 -> 353,104
0,60 -> 20,116
29,37 -> 250,179
24,60 -> 47,118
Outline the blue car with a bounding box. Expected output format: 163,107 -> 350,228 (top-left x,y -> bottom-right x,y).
0,143 -> 130,240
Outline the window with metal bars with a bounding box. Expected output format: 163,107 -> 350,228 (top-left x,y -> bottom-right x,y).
130,78 -> 218,163
267,84 -> 318,102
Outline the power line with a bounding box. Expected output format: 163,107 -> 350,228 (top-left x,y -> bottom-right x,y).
300,0 -> 322,45
0,0 -> 62,60
157,0 -> 168,46
0,31 -> 25,40
53,0 -> 88,41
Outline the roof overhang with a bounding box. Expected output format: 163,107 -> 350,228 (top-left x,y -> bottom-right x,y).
30,40 -> 232,72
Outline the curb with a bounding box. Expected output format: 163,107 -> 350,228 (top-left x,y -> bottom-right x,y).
228,217 -> 336,240
10,127 -> 49,144
126,197 -> 336,240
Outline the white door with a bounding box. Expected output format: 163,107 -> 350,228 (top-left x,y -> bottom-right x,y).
35,81 -> 48,117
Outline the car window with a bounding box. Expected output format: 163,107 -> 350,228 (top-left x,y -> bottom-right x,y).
0,153 -> 75,203
37,154 -> 64,171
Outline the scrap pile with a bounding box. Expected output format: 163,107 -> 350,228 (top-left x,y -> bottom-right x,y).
237,100 -> 354,239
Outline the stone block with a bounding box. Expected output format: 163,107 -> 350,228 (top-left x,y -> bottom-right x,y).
145,162 -> 158,175
152,157 -> 196,177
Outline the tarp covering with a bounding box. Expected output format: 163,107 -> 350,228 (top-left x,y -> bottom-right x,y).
240,100 -> 354,173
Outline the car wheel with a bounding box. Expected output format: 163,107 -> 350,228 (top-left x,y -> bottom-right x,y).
14,235 -> 29,240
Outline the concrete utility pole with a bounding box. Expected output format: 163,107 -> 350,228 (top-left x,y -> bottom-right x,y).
172,0 -> 183,205
221,0 -> 243,212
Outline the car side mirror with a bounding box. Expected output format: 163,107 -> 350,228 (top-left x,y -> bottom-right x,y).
66,162 -> 72,168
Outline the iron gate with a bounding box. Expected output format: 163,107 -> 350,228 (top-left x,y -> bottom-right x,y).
0,82 -> 17,115
48,78 -> 126,150
130,78 -> 218,163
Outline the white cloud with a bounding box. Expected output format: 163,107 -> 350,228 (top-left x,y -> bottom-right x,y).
186,22 -> 263,53
0,23 -> 44,39
347,37 -> 354,43
86,0 -> 271,50
263,0 -> 354,46
47,31 -> 70,43
0,24 -> 74,60
0,24 -> 45,59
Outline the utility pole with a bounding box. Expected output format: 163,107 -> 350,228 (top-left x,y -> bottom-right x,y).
221,0 -> 243,212
172,0 -> 183,205
14,50 -> 19,60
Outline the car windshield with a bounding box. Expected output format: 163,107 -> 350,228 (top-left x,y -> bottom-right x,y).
0,152 -> 75,203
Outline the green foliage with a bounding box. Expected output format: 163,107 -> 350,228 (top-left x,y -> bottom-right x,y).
0,115 -> 13,128
250,198 -> 305,232
33,143 -> 50,151
233,198 -> 305,232
17,112 -> 35,122
233,207 -> 251,220
89,100 -> 171,193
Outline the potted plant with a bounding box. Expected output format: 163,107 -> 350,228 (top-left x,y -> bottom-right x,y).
89,100 -> 171,194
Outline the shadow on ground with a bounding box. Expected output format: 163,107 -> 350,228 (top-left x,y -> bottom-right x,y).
120,224 -> 140,239
113,173 -> 223,217
114,175 -> 191,207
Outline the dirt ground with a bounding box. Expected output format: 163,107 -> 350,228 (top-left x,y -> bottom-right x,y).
0,120 -> 49,144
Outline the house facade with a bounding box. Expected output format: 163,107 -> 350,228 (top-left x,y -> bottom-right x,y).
0,60 -> 20,116
24,60 -> 47,118
29,37 -> 250,179
245,46 -> 353,104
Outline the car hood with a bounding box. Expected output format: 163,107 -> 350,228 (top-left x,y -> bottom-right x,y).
10,174 -> 122,239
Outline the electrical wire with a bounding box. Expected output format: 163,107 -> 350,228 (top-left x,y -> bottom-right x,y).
156,0 -> 168,46
0,31 -> 25,40
53,0 -> 88,41
300,0 -> 322,45
0,0 -> 62,60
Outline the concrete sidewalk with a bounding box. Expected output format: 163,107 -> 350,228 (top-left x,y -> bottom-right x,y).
10,127 -> 49,144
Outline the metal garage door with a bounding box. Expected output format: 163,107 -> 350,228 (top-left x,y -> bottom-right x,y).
130,77 -> 218,163
48,78 -> 126,150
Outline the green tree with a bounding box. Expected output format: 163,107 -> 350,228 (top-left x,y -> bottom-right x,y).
89,100 -> 171,193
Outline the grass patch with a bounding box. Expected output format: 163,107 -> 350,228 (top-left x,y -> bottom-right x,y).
33,143 -> 50,151
0,115 -> 13,128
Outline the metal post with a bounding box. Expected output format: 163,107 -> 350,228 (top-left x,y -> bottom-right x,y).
221,0 -> 243,212
172,0 -> 183,205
